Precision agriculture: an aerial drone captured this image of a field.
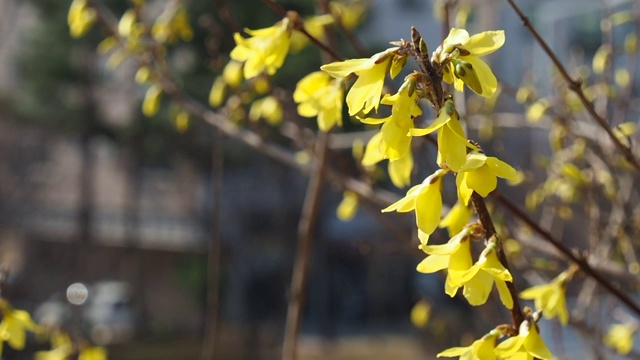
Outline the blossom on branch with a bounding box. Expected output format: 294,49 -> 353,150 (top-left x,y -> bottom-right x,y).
448,242 -> 513,308
456,151 -> 519,205
409,99 -> 472,172
520,269 -> 574,325
437,331 -> 498,360
604,323 -> 636,355
230,19 -> 293,79
67,0 -> 96,38
321,48 -> 405,115
436,28 -> 505,97
293,71 -> 344,131
382,169 -> 444,235
0,300 -> 40,355
359,77 -> 421,161
495,319 -> 554,360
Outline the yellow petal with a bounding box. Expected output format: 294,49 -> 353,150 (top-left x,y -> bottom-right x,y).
593,45 -> 611,75
222,60 -> 244,88
410,300 -> 431,329
526,99 -> 550,123
415,177 -> 443,234
438,118 -> 468,172
423,229 -> 468,255
417,254 -> 449,273
523,325 -> 554,360
381,184 -> 421,213
495,336 -> 525,358
436,346 -> 470,357
442,28 -> 470,51
409,106 -> 451,136
480,250 -> 512,282
495,279 -> 514,309
439,201 -> 473,237
465,30 -> 505,56
362,132 -> 385,166
142,85 -> 162,117
345,60 -> 388,115
337,191 -> 358,221
389,152 -> 413,188
485,157 -> 519,181
456,172 -> 474,206
209,77 -> 226,108
465,165 -> 497,197
461,269 -> 494,305
321,58 -> 372,78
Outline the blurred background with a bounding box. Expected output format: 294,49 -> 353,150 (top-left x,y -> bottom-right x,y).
0,0 -> 638,359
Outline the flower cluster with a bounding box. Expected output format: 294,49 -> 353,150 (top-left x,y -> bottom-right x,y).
311,26 -> 561,358
439,319 -> 554,360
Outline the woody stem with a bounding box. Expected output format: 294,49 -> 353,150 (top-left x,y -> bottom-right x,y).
470,192 -> 525,330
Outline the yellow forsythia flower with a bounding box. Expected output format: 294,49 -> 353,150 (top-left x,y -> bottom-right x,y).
293,71 -> 344,131
249,96 -> 283,126
382,170 -> 444,235
336,191 -> 358,221
449,242 -> 513,308
495,320 -> 554,360
604,323 -> 636,355
174,111 -> 190,133
437,28 -> 505,97
68,0 -> 96,38
418,227 -> 473,298
329,1 -> 367,30
456,151 -> 519,205
387,151 -> 413,188
439,201 -> 473,237
222,61 -> 244,89
526,98 -> 550,123
152,7 -> 193,43
142,84 -> 162,117
34,331 -> 73,360
592,44 -> 611,75
97,36 -> 118,55
410,299 -> 431,329
437,332 -> 498,359
322,48 -> 404,115
209,77 -> 226,108
35,346 -> 72,360
410,99 -> 471,172
118,9 -> 137,37
230,19 -> 293,79
79,346 -> 108,360
520,269 -> 573,325
360,77 -> 422,161
135,66 -> 151,84
361,132 -> 414,188
0,301 -> 40,355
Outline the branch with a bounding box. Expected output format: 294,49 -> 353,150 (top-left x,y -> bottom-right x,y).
493,192 -> 640,317
505,0 -> 640,176
470,192 -> 525,329
262,0 -> 343,61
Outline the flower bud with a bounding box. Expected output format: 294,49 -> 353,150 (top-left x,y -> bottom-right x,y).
453,59 -> 482,94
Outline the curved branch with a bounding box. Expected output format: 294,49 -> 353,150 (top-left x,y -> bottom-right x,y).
493,192 -> 640,317
505,0 -> 640,176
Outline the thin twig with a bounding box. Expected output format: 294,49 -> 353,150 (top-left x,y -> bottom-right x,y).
282,132 -> 330,360
261,0 -> 342,61
493,192 -> 640,317
505,0 -> 640,175
201,128 -> 224,360
471,193 -> 525,329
